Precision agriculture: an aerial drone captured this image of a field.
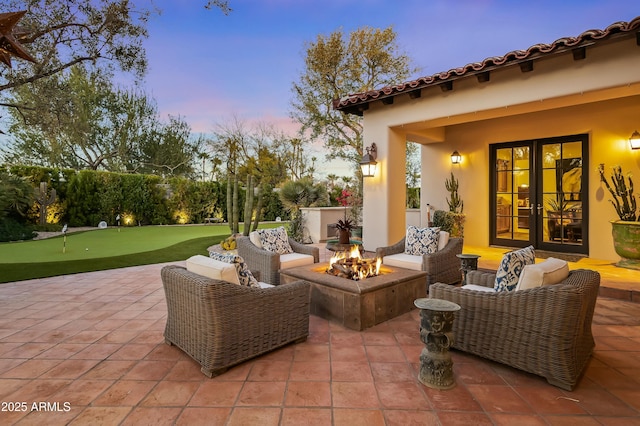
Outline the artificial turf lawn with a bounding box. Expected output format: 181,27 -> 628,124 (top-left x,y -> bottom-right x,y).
0,223 -> 280,283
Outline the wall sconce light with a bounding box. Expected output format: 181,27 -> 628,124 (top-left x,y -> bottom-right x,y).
451,150 -> 462,164
360,143 -> 378,177
630,130 -> 640,150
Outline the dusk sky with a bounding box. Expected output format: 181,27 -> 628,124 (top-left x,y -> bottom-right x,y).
136,0 -> 638,175
2,1 -> 636,177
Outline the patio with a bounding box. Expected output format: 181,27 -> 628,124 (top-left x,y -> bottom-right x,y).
0,247 -> 639,425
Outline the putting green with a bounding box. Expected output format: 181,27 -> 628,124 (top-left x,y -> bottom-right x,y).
0,223 -> 279,263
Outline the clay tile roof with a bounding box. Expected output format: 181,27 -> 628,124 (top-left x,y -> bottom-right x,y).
334,16 -> 640,115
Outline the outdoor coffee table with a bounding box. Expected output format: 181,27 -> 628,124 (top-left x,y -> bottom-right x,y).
280,263 -> 427,331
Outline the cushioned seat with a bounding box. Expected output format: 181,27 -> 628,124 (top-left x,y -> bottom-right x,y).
186,255 -> 239,284
161,265 -> 310,377
237,227 -> 319,285
430,268 -> 601,390
280,252 -> 316,269
376,227 -> 463,289
187,254 -> 275,288
380,253 -> 424,271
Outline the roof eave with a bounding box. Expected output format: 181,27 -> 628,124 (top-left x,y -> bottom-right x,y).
334,16 -> 640,115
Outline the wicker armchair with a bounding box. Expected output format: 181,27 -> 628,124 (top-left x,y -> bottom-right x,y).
376,237 -> 463,289
237,235 -> 319,285
161,265 -> 310,377
429,268 -> 601,391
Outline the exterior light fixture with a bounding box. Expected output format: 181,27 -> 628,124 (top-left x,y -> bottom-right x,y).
451,150 -> 462,164
630,130 -> 640,150
360,143 -> 378,177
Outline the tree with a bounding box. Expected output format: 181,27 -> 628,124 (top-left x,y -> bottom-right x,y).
3,64 -> 196,175
0,0 -> 153,99
209,118 -> 310,234
209,117 -> 247,234
291,26 -> 417,169
0,171 -> 36,241
274,136 -> 315,180
205,0 -> 232,13
132,116 -> 199,177
406,142 -> 421,208
4,65 -> 148,169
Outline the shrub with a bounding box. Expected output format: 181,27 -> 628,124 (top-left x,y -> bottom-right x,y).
0,218 -> 36,242
432,209 -> 465,238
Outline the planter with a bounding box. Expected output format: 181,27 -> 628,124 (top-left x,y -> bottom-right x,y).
338,229 -> 351,244
611,220 -> 640,270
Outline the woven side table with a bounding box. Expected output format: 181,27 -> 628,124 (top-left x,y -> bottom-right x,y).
414,298 -> 461,389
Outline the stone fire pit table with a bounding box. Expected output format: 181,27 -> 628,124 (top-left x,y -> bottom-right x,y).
280,263 -> 427,331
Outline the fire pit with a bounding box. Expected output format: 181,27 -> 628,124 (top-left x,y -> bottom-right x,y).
281,260 -> 428,331
327,245 -> 381,280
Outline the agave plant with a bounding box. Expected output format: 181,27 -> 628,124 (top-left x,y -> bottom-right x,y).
598,164 -> 638,222
335,218 -> 355,231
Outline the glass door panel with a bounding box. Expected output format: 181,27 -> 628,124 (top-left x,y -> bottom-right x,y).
491,134 -> 587,254
492,146 -> 531,243
539,138 -> 584,249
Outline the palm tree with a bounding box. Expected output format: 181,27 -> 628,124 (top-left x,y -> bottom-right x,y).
279,177 -> 329,241
197,152 -> 210,182
326,173 -> 339,190
0,173 -> 34,220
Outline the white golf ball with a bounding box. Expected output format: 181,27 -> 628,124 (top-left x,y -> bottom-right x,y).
85,248 -> 89,251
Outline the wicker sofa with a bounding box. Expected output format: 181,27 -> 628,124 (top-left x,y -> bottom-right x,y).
429,268 -> 601,390
161,265 -> 311,377
237,235 -> 319,285
376,236 -> 463,288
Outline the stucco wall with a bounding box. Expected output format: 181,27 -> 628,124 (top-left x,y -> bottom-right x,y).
420,95 -> 640,261
300,207 -> 347,243
359,34 -> 640,261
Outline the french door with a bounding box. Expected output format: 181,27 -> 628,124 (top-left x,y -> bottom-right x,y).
490,134 -> 588,254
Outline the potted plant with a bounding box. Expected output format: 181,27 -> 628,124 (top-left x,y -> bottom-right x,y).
335,188 -> 362,240
598,164 -> 640,269
441,172 -> 465,238
335,218 -> 354,244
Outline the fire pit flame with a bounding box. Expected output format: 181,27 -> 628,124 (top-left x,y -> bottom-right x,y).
327,245 -> 382,281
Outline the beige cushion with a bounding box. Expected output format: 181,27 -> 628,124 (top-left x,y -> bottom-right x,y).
515,257 -> 569,291
437,231 -> 450,251
382,253 -> 423,271
280,252 -> 315,270
186,255 -> 239,285
462,284 -> 495,292
249,231 -> 263,249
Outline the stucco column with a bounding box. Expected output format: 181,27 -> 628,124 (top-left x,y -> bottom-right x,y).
362,127 -> 407,250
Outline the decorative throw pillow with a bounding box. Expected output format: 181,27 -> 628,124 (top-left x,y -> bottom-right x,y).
437,231 -> 450,251
209,252 -> 260,288
249,231 -> 263,249
405,226 -> 440,256
515,257 -> 569,291
257,226 -> 293,254
494,245 -> 535,292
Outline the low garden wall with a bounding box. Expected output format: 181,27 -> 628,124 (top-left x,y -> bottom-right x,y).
302,207 -> 424,243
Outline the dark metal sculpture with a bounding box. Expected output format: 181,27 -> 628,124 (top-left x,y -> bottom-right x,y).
0,10 -> 35,67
